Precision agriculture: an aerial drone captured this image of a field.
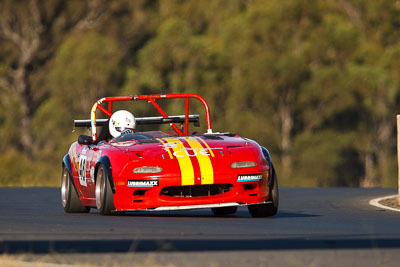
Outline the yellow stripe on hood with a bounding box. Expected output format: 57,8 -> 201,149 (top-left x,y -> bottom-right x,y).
197,137 -> 215,157
186,137 -> 214,185
157,138 -> 173,159
162,138 -> 195,186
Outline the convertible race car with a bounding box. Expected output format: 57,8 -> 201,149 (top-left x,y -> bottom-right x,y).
61,93 -> 278,217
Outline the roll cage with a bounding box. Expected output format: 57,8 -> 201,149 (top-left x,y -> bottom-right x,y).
75,93 -> 213,142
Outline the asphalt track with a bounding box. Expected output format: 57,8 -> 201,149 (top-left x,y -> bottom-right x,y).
0,187 -> 400,266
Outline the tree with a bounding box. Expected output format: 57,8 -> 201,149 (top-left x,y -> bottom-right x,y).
33,30 -> 121,157
339,0 -> 400,187
216,0 -> 324,182
294,8 -> 362,186
0,0 -> 44,156
121,17 -> 224,128
0,0 -> 105,157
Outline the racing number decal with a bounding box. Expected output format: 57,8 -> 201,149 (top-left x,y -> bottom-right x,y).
78,155 -> 88,187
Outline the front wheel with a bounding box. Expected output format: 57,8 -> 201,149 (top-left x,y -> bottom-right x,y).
95,164 -> 116,215
61,166 -> 90,213
248,164 -> 279,218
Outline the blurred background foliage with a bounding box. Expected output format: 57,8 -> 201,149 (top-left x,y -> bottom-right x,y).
0,0 -> 400,187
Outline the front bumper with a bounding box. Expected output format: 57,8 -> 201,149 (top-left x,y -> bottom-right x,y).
112,172 -> 270,211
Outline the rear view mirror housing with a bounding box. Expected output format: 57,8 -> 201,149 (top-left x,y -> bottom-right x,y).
78,135 -> 92,145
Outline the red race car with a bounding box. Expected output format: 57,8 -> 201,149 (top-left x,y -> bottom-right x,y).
61,93 -> 278,217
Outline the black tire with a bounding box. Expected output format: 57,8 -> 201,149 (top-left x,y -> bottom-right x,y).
211,206 -> 238,216
95,164 -> 116,215
61,166 -> 90,213
248,164 -> 279,218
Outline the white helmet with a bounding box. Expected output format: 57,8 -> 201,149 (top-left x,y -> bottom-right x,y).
109,110 -> 136,138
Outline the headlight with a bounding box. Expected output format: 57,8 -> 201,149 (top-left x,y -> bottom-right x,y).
133,166 -> 163,174
231,161 -> 257,169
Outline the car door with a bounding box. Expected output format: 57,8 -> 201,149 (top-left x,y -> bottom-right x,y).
76,145 -> 96,199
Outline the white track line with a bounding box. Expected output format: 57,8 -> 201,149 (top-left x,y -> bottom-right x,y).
369,195 -> 400,213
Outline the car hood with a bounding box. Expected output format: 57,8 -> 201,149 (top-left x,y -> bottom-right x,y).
110,135 -> 254,159
109,134 -> 267,181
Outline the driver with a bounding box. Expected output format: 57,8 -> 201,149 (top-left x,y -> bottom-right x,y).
109,110 -> 136,138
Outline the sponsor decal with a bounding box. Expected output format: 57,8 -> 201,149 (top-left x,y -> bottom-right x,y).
92,150 -> 102,163
160,142 -> 180,149
82,146 -> 89,154
170,147 -> 211,158
90,166 -> 95,182
237,174 -> 263,182
197,137 -> 216,157
158,140 -> 222,158
74,161 -> 79,172
127,179 -> 159,187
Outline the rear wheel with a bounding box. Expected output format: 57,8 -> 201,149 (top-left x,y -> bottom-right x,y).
61,167 -> 90,213
248,164 -> 279,218
211,206 -> 238,216
96,164 -> 116,215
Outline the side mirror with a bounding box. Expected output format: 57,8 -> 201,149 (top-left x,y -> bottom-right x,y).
78,135 -> 93,145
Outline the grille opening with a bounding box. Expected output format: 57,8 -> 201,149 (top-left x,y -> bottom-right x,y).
133,200 -> 143,203
249,193 -> 258,196
161,184 -> 232,198
243,183 -> 257,190
133,189 -> 149,196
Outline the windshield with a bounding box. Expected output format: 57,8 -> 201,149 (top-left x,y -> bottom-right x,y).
109,131 -> 171,143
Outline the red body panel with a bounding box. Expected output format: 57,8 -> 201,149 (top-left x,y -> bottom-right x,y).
66,93 -> 272,212
68,133 -> 271,211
